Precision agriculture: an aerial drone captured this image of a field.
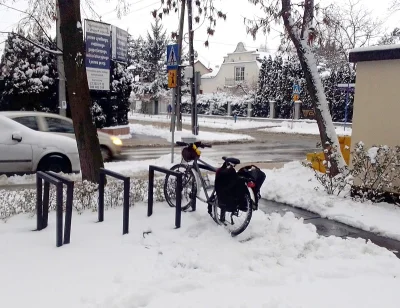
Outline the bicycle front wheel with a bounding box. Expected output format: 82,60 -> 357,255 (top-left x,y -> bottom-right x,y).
164,163 -> 197,211
212,193 -> 253,236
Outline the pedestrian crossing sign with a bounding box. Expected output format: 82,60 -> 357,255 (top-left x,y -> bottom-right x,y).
167,44 -> 179,70
168,69 -> 177,88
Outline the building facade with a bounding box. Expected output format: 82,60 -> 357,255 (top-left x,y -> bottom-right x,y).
200,42 -> 268,94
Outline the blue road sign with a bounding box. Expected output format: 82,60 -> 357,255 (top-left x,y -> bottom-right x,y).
167,44 -> 179,70
293,84 -> 301,94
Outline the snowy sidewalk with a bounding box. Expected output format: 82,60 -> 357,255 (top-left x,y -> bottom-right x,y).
1,202 -> 400,308
261,161 -> 400,242
259,199 -> 400,257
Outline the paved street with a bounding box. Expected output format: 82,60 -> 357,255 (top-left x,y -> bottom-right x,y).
117,141 -> 318,164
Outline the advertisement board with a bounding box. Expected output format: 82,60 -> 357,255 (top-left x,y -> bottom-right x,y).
112,26 -> 129,63
85,20 -> 111,91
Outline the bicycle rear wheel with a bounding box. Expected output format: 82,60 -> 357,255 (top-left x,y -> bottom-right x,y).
212,193 -> 253,236
164,164 -> 197,211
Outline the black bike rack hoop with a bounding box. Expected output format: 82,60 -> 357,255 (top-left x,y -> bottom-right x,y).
98,168 -> 131,235
148,165 -> 183,229
36,171 -> 74,247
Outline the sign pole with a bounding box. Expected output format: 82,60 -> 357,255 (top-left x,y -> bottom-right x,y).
56,0 -> 67,117
167,44 -> 179,163
187,0 -> 198,135
171,91 -> 176,163
176,0 -> 186,131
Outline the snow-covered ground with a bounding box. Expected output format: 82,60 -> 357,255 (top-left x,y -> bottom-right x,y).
259,121 -> 352,136
130,123 -> 254,142
129,113 -> 352,135
262,161 -> 400,241
129,113 -> 283,130
0,154 -> 195,186
1,201 -> 400,308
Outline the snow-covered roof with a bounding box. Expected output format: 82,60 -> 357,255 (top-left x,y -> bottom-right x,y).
350,44 -> 400,53
349,44 -> 400,62
254,51 -> 270,60
201,66 -> 220,79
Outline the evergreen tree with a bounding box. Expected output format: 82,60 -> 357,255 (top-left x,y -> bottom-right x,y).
0,31 -> 58,112
254,57 -> 268,117
127,35 -> 146,78
110,62 -> 134,126
142,18 -> 168,83
131,19 -> 169,101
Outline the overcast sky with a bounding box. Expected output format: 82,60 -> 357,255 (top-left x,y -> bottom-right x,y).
0,0 -> 398,68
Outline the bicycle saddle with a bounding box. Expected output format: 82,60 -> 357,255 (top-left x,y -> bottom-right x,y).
222,156 -> 241,165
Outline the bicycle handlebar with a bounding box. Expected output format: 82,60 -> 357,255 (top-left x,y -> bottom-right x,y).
175,141 -> 212,148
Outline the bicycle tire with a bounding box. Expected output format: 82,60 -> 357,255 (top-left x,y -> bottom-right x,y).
163,163 -> 197,211
212,193 -> 253,236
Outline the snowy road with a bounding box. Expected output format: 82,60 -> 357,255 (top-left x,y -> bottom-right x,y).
117,141 -> 318,164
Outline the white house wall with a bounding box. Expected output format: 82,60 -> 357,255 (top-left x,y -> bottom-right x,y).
201,61 -> 260,93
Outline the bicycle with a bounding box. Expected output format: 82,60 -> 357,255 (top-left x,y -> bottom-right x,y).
163,141 -> 265,236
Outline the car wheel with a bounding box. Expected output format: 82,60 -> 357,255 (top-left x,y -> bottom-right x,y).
100,146 -> 112,162
38,155 -> 72,174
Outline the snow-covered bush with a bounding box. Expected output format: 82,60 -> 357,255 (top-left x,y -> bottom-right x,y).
0,177 -> 166,221
91,102 -> 106,128
351,142 -> 400,203
303,142 -> 351,195
0,31 -> 58,112
303,146 -> 352,196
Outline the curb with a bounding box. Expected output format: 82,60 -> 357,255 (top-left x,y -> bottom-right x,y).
122,139 -> 255,148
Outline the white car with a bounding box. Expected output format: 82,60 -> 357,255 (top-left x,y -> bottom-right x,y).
0,111 -> 123,161
0,114 -> 80,175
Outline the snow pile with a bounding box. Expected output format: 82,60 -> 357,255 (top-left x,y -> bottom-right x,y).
130,123 -> 254,142
129,113 -> 278,130
1,203 -> 400,308
259,120 -> 352,136
261,161 -> 400,241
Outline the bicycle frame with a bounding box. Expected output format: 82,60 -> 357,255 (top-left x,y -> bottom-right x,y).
177,146 -> 257,207
189,158 -> 216,203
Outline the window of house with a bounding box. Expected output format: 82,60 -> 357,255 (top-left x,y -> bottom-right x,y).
45,117 -> 74,134
235,67 -> 245,81
13,116 -> 39,131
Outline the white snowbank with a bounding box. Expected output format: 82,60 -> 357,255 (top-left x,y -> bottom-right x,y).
259,120 -> 352,136
129,113 -> 278,130
129,123 -> 254,142
1,202 -> 400,308
261,161 -> 400,241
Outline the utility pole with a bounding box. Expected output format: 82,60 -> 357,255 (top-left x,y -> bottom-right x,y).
56,0 -> 67,117
187,0 -> 198,135
175,0 -> 186,131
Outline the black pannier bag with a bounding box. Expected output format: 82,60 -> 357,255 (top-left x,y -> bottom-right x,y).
215,165 -> 248,212
237,165 -> 266,205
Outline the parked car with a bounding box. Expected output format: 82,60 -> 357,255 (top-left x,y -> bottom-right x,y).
0,114 -> 80,175
0,111 -> 123,161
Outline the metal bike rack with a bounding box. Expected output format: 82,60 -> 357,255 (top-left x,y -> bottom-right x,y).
36,171 -> 74,247
148,165 -> 183,228
98,168 -> 131,235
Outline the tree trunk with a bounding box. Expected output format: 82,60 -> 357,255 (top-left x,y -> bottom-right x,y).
281,0 -> 347,174
58,0 -> 104,182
